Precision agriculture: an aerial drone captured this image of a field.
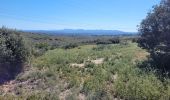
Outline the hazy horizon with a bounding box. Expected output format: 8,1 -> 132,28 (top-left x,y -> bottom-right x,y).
0,0 -> 160,32
23,29 -> 136,32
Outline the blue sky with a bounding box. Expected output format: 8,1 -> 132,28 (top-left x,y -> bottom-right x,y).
0,0 -> 160,32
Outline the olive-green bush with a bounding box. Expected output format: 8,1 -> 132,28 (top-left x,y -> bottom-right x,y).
0,27 -> 30,63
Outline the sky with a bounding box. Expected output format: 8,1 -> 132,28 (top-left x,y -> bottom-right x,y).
0,0 -> 161,32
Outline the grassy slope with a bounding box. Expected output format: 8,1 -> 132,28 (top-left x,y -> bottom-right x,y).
1,42 -> 170,99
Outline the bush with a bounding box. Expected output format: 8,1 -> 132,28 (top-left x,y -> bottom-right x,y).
95,39 -> 112,44
109,38 -> 120,44
35,42 -> 49,51
138,0 -> 170,72
132,38 -> 139,43
62,43 -> 78,49
0,27 -> 30,63
33,42 -> 50,57
0,27 -> 30,82
114,74 -> 166,99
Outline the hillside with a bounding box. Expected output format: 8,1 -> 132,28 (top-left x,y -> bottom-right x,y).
0,41 -> 169,99
1,0 -> 170,99
24,29 -> 137,36
21,31 -> 137,49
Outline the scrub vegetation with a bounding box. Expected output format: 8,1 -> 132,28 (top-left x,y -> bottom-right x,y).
1,0 -> 170,99
0,30 -> 169,99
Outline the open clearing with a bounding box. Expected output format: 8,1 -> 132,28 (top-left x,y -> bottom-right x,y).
1,43 -> 170,99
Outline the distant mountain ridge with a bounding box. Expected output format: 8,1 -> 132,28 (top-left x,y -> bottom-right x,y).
24,29 -> 137,36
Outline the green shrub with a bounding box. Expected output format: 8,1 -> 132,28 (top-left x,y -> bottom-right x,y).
0,27 -> 30,80
109,38 -> 120,44
62,43 -> 78,49
0,27 -> 30,63
35,42 -> 49,50
114,67 -> 169,99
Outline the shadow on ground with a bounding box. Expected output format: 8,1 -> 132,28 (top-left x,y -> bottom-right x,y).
0,62 -> 23,85
137,58 -> 170,77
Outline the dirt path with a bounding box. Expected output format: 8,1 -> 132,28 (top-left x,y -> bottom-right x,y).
70,58 -> 105,68
91,58 -> 104,65
59,89 -> 71,100
70,63 -> 85,68
78,93 -> 86,100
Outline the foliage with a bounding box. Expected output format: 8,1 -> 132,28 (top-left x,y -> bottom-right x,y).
62,43 -> 78,49
0,27 -> 30,63
35,42 -> 49,50
138,0 -> 170,72
33,42 -> 51,57
95,37 -> 120,44
0,28 -> 169,99
30,43 -> 170,99
0,27 -> 31,84
0,42 -> 170,99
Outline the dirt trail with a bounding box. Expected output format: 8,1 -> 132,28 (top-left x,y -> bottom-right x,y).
91,58 -> 104,65
133,51 -> 149,61
78,93 -> 86,100
59,89 -> 71,100
70,63 -> 85,68
0,80 -> 16,94
0,67 -> 40,95
70,58 -> 104,68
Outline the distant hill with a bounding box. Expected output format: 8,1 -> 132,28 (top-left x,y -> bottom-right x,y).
24,29 -> 137,36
